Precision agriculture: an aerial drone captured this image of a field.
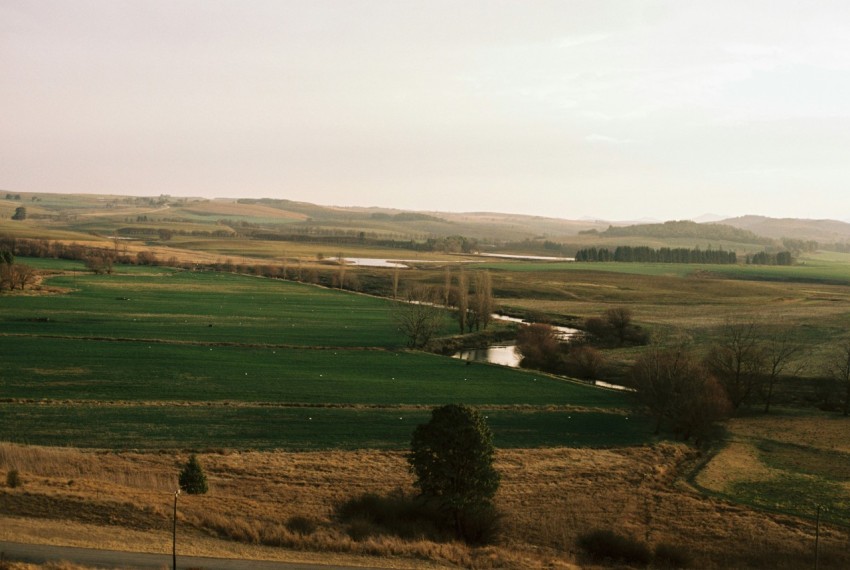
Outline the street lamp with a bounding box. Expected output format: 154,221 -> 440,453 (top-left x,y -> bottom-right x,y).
173,489 -> 180,570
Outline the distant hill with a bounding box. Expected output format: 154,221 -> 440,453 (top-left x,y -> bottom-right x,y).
720,216 -> 850,243
585,220 -> 775,246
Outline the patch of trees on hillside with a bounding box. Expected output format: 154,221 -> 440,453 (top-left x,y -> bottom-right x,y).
575,245 -> 737,264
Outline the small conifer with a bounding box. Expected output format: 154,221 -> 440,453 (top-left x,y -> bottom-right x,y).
178,454 -> 208,494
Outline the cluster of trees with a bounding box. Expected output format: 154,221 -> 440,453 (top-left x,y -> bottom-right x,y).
514,308 -> 647,378
393,269 -> 494,348
631,321 -> 813,442
745,251 -> 793,265
584,307 -> 649,347
117,226 -> 233,238
515,323 -> 605,380
0,249 -> 35,291
5,193 -> 22,200
575,246 -> 737,264
11,207 -> 26,220
449,268 -> 494,334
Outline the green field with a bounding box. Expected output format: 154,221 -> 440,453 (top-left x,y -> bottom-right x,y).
0,265 -> 638,450
0,404 -> 649,450
479,252 -> 850,284
4,268 -> 426,347
0,336 -> 625,407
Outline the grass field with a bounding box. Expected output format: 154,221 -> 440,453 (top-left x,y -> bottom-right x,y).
3,267 -> 423,347
695,410 -> 850,528
0,264 -> 637,450
0,405 -> 647,450
0,337 -> 625,406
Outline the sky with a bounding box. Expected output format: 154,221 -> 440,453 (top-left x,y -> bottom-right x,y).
3,1 -> 850,221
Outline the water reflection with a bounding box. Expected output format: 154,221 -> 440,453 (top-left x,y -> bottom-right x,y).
453,343 -> 521,367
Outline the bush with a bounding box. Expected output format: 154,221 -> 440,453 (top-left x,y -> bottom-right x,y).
654,542 -> 694,568
337,492 -> 446,541
457,503 -> 502,546
563,345 -> 605,379
577,529 -> 652,566
6,469 -> 21,488
346,517 -> 379,541
285,515 -> 318,535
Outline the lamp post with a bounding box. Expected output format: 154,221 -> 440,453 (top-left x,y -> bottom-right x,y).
172,489 -> 180,570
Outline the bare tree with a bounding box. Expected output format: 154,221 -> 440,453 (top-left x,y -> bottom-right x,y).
393,286 -> 445,349
336,252 -> 347,289
703,320 -> 765,410
11,264 -> 36,290
632,341 -> 731,441
443,265 -> 451,306
760,327 -> 804,413
826,340 -> 850,416
456,268 -> 468,334
631,342 -> 692,434
605,307 -> 633,345
472,271 -> 494,331
391,266 -> 400,299
515,323 -> 561,371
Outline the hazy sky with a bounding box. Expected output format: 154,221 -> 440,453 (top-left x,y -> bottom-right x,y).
3,1 -> 850,221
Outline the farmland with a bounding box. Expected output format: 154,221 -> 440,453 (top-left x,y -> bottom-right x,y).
1,261 -> 636,451
4,193 -> 850,568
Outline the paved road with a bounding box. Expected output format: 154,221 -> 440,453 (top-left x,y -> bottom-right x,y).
0,540 -> 388,570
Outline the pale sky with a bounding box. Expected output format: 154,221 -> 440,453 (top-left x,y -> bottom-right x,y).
3,1 -> 850,221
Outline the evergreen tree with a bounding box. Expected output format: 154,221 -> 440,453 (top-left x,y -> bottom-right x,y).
178,454 -> 208,494
409,404 -> 500,541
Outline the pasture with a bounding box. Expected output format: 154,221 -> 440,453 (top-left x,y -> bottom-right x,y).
0,264 -> 636,450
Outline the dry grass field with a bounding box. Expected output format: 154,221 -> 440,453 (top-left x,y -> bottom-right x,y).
3,432 -> 849,569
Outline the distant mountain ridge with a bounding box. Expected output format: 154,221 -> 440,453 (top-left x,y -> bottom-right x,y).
719,215 -> 850,243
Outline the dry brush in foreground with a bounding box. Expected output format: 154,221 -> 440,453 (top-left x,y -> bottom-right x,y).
1,441 -> 849,569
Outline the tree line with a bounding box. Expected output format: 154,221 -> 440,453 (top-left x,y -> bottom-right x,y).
745,251 -> 793,265
575,246 -> 738,264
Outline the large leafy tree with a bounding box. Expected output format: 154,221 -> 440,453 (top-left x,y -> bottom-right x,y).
408,404 -> 500,540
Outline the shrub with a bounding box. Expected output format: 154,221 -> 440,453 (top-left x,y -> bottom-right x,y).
577,529 -> 652,566
457,503 -> 502,546
6,469 -> 21,488
563,345 -> 605,379
337,492 -> 446,541
654,542 -> 694,568
285,515 -> 318,535
346,517 -> 379,541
